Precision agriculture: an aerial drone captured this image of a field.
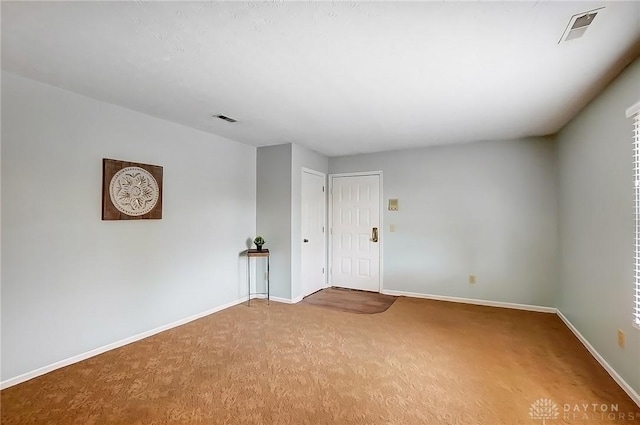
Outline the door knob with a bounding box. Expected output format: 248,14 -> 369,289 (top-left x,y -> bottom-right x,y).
303,239 -> 309,243
371,227 -> 378,243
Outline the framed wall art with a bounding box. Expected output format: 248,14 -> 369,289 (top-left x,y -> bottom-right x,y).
102,158 -> 163,220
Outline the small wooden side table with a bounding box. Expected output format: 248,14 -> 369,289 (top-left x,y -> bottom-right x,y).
247,249 -> 269,306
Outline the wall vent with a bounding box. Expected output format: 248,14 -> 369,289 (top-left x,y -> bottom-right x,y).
213,114 -> 237,123
559,8 -> 603,44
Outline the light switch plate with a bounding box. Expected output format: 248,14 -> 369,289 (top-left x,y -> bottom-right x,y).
618,329 -> 625,348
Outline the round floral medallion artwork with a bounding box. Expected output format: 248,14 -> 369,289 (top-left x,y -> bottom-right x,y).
109,167 -> 159,216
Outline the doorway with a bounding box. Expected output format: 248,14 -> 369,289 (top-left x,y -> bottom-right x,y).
329,172 -> 382,292
301,168 -> 327,297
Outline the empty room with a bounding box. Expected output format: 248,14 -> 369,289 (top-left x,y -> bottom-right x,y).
1,1 -> 640,424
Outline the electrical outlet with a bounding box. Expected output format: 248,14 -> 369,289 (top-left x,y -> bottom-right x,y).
469,274 -> 476,284
618,329 -> 625,348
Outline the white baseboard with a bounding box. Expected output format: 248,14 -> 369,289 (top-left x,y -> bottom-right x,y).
381,289 -> 557,313
556,310 -> 640,408
269,295 -> 303,304
0,297 -> 247,390
249,294 -> 300,304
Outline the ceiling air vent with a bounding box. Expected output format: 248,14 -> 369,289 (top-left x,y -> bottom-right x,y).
213,114 -> 237,123
559,8 -> 603,43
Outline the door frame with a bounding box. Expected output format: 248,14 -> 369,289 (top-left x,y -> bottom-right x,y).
301,167 -> 328,295
328,171 -> 383,293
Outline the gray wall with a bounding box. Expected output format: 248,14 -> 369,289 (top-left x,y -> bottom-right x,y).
256,144 -> 292,299
557,57 -> 640,395
330,137 -> 558,307
1,73 -> 257,381
291,144 -> 329,300
256,143 -> 329,301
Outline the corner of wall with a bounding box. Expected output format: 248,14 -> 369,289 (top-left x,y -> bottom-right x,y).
256,144 -> 293,299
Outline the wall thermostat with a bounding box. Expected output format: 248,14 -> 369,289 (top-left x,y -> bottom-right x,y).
388,198 -> 398,211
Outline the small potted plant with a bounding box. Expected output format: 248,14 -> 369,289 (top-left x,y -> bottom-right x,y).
253,236 -> 265,250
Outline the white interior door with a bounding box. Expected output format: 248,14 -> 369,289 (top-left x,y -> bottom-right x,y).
301,170 -> 326,297
330,174 -> 380,292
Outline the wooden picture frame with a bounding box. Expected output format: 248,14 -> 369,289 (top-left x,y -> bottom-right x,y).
102,158 -> 163,220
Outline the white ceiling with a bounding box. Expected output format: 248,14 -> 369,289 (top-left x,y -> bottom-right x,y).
2,1 -> 639,156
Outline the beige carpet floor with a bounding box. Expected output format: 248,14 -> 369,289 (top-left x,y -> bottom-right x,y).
1,297 -> 638,424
